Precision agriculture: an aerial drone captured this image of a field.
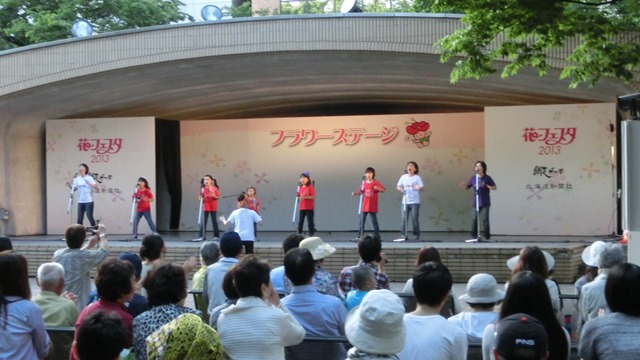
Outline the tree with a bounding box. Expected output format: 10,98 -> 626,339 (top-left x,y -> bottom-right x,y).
414,0 -> 640,88
0,0 -> 194,49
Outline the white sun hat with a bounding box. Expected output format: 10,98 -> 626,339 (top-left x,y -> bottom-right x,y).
581,240 -> 607,267
299,237 -> 336,260
345,289 -> 406,355
506,250 -> 555,271
459,273 -> 505,304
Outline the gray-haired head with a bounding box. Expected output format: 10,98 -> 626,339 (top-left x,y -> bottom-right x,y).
37,262 -> 65,290
352,265 -> 375,290
200,241 -> 220,266
598,243 -> 625,269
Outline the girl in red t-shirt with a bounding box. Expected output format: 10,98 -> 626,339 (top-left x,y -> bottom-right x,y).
131,176 -> 157,240
352,167 -> 385,239
297,172 -> 316,235
198,175 -> 220,240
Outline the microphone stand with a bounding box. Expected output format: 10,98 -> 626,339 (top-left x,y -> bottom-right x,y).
130,186 -> 138,225
465,172 -> 483,243
357,177 -> 365,215
67,187 -> 74,215
292,182 -> 300,225
475,173 -> 482,242
197,185 -> 204,225
393,191 -> 408,242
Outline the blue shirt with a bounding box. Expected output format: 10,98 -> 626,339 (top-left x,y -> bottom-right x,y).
281,285 -> 347,337
204,257 -> 240,313
0,296 -> 50,360
346,290 -> 369,311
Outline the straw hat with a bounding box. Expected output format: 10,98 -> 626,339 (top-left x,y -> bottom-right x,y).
506,251 -> 555,271
345,289 -> 405,355
459,273 -> 505,304
299,237 -> 336,260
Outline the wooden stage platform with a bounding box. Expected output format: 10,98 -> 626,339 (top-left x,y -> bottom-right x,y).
11,231 -> 621,283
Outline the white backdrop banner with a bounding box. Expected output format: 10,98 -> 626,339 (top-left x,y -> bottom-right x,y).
486,103 -> 616,236
180,113 -> 485,233
46,118 -> 156,235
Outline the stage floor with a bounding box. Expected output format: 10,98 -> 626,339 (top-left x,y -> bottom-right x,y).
10,230 -> 616,248
11,231 -> 621,282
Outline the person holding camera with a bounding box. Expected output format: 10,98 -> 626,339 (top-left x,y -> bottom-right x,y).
53,223 -> 109,310
338,234 -> 389,294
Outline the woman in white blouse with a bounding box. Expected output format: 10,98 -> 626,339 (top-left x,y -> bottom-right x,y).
217,255 -> 305,360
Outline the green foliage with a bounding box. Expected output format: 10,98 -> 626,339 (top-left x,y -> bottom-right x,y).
428,0 -> 640,87
227,1 -> 253,18
279,0 -> 331,14
0,0 -> 194,48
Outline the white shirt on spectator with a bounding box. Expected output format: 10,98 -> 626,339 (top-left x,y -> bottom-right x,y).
397,314 -> 468,360
448,311 -> 498,342
218,296 -> 305,360
578,270 -> 610,333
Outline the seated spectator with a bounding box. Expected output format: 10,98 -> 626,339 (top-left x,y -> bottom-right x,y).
282,248 -> 347,359
192,241 -> 220,317
270,234 -> 304,293
88,253 -> 149,318
506,246 -> 561,319
147,313 -> 223,360
209,264 -> 239,329
579,263 -> 640,360
285,236 -> 341,298
397,262 -> 468,360
574,263 -> 598,296
402,245 -> 461,317
53,223 -> 109,310
139,234 -> 197,298
0,253 -> 50,360
73,311 -> 127,360
133,263 -> 201,360
448,273 -> 504,342
345,289 -> 405,359
483,271 -> 569,360
139,234 -> 165,296
32,262 -> 80,326
0,236 -> 13,254
218,255 -> 305,360
282,248 -> 347,358
72,258 -> 137,360
493,313 -> 549,360
346,265 -> 376,311
578,242 -> 624,333
338,234 -> 389,294
204,231 -> 244,313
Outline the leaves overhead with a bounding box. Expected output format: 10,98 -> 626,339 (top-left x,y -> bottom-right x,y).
0,0 -> 194,49
414,0 -> 640,87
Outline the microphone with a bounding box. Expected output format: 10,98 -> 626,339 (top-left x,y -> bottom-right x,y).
136,183 -> 141,188
298,182 -> 302,187
362,176 -> 366,180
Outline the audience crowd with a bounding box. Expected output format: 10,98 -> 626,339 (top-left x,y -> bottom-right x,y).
1,225 -> 639,360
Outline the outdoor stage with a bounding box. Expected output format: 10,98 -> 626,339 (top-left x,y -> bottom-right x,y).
12,231 -> 621,283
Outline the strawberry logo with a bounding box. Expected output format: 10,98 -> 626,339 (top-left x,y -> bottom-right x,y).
404,118 -> 432,148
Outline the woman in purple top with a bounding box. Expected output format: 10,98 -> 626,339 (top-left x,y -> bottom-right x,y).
460,160 -> 497,241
